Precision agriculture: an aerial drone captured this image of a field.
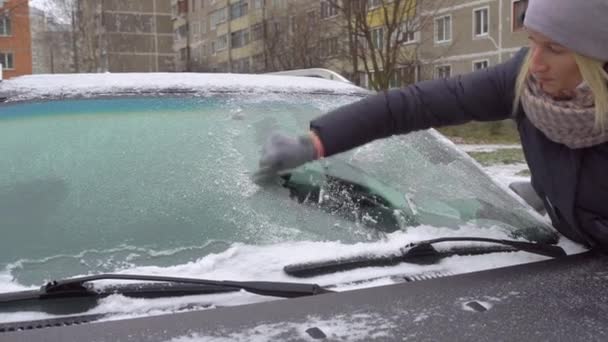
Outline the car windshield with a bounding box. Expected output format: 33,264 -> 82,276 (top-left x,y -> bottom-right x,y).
1,92 -> 555,287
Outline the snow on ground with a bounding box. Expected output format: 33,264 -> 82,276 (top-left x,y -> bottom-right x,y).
456,144 -> 529,189
457,144 -> 523,153
482,162 -> 529,188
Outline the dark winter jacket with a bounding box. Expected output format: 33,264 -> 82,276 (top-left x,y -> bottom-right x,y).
310,48 -> 608,250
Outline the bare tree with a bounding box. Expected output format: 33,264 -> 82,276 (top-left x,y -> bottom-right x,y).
44,0 -> 103,72
328,0 -> 455,90
262,3 -> 330,72
338,0 -> 361,85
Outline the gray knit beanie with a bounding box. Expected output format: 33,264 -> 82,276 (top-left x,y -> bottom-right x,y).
524,0 -> 608,61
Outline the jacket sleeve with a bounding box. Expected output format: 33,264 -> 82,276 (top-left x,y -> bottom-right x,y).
577,208 -> 608,251
310,48 -> 528,157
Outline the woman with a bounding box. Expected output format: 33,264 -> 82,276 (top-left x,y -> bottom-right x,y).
254,0 -> 608,250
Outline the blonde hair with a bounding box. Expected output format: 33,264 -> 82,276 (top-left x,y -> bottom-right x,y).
513,50 -> 608,131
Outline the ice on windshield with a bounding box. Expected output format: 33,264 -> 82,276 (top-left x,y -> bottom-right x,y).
0,94 -> 376,285
1,94 -> 556,284
0,93 -> 570,326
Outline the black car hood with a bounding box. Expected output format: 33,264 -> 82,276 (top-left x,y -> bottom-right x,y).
2,251 -> 606,341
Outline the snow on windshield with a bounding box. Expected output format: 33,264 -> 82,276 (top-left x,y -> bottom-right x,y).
0,73 -> 366,102
0,226 -> 585,325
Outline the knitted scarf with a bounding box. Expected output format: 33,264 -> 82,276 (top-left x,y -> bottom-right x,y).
520,75 -> 608,149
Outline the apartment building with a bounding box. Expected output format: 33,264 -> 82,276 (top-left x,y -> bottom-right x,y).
0,0 -> 32,79
172,0 -> 188,71
173,0 -> 266,72
172,0 -> 529,89
311,0 -> 347,75
101,0 -> 175,72
417,0 -> 529,80
355,0 -> 529,87
28,0 -> 174,74
179,0 -> 348,74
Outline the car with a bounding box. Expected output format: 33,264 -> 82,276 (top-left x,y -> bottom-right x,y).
0,71 -> 596,341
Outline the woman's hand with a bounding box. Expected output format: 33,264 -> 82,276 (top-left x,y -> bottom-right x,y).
253,132 -> 323,184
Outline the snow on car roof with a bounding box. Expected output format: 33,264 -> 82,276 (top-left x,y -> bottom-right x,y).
0,73 -> 368,102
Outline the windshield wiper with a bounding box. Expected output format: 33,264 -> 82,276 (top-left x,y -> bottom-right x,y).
284,237 -> 567,277
0,274 -> 332,308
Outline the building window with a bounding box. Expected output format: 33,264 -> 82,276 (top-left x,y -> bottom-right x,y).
272,20 -> 283,34
253,0 -> 263,9
358,35 -> 368,50
230,0 -> 248,20
371,27 -> 384,50
251,23 -> 263,41
288,15 -> 295,34
210,7 -> 227,29
231,28 -> 250,49
390,70 -> 403,88
179,48 -> 188,61
212,34 -> 228,53
321,1 -> 338,19
435,65 -> 451,79
307,10 -> 316,25
252,53 -> 264,71
402,31 -> 416,43
512,0 -> 528,31
360,72 -> 369,89
0,15 -> 11,36
171,3 -> 178,19
392,22 -> 419,45
232,57 -> 251,73
175,24 -> 188,41
473,7 -> 489,37
320,37 -> 339,57
389,67 -> 417,88
434,15 -> 451,43
473,60 -> 489,70
191,22 -> 199,40
398,26 -> 419,44
0,52 -> 13,69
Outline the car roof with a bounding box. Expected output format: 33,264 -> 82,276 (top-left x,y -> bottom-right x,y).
0,73 -> 369,103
